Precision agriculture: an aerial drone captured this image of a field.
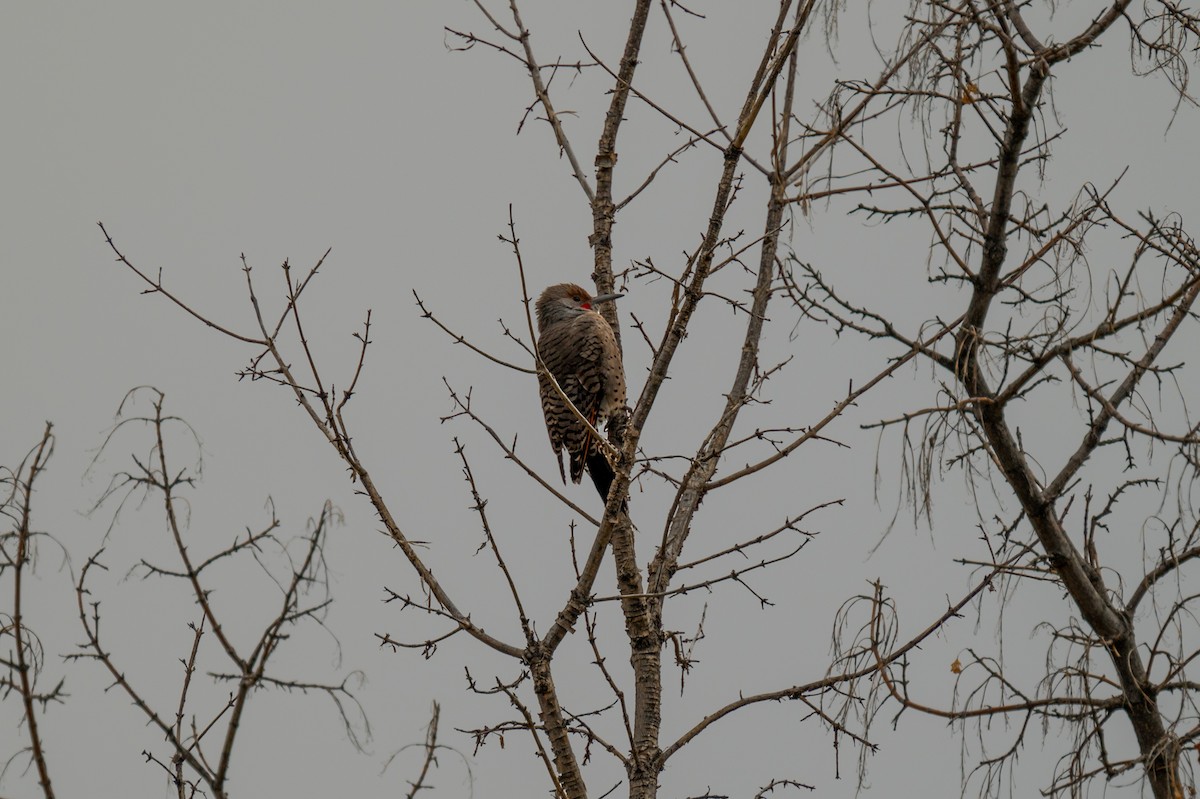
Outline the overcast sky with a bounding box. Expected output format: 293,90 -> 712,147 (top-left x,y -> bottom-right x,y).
4,3 -> 1199,798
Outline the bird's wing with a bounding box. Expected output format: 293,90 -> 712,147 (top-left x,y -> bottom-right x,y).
537,315 -> 611,484
538,322 -> 586,482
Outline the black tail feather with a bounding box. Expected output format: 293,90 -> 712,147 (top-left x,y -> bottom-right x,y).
585,451 -> 617,504
585,451 -> 614,501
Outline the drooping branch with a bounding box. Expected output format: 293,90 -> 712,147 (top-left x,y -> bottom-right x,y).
2,423 -> 58,799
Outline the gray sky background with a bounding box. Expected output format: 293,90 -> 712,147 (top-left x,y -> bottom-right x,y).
4,3 -> 1199,797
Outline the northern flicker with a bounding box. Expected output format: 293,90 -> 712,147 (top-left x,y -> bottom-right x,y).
535,283 -> 626,501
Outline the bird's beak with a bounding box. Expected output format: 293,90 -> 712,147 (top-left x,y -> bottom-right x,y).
592,292 -> 624,305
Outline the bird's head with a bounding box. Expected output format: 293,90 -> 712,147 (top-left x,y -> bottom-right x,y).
536,283 -> 622,330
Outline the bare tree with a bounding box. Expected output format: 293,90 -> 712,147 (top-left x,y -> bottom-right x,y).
789,3 -> 1200,798
7,1 -> 1197,798
1,392 -> 422,797
65,387 -> 369,798
97,3 -> 999,798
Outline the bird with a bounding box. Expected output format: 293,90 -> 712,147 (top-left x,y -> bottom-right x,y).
535,283 -> 627,502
